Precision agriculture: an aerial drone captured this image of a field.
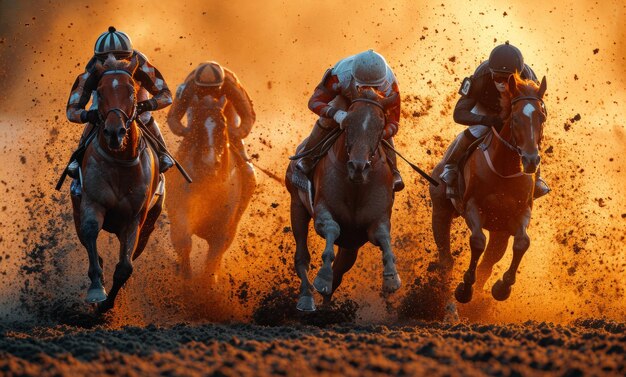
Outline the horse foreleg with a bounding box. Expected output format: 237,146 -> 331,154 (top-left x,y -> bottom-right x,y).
492,209 -> 531,301
170,211 -> 193,279
431,195 -> 455,273
80,203 -> 107,304
370,222 -> 401,294
291,196 -> 315,311
456,199 -> 486,303
321,247 -> 359,306
475,231 -> 510,291
133,193 -> 164,261
99,222 -> 140,313
312,208 -> 340,296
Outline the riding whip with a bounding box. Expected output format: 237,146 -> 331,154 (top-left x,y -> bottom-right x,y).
382,139 -> 439,186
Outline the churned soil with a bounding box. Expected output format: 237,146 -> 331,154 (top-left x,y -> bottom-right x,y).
0,318 -> 623,376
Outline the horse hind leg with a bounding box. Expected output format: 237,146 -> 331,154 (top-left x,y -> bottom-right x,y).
80,204 -> 107,304
475,231 -> 510,291
291,195 -> 315,311
455,199 -> 486,304
492,210 -> 531,301
169,212 -> 193,279
312,209 -> 340,296
430,189 -> 456,273
369,222 -> 401,294
322,247 -> 359,306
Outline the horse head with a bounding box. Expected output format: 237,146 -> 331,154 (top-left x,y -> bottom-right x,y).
193,94 -> 227,173
501,74 -> 547,174
94,54 -> 139,151
343,88 -> 396,184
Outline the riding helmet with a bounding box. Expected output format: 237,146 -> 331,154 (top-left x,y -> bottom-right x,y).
352,49 -> 388,87
94,26 -> 133,59
488,42 -> 524,74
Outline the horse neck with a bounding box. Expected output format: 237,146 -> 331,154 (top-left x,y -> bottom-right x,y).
489,121 -> 522,176
331,132 -> 350,164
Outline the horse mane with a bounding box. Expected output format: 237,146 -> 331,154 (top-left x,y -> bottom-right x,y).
499,72 -> 541,119
357,87 -> 385,100
101,54 -> 133,72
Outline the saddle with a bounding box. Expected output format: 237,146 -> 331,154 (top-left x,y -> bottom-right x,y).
450,133 -> 490,209
289,128 -> 343,192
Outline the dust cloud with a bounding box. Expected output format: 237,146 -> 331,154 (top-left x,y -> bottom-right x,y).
0,0 -> 624,326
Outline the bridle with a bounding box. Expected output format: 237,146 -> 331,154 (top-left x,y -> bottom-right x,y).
99,69 -> 137,131
492,95 -> 546,156
345,97 -> 386,163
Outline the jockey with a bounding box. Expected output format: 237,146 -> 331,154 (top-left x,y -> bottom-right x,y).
439,42 -> 550,199
65,26 -> 174,180
167,61 -> 256,174
295,49 -> 404,192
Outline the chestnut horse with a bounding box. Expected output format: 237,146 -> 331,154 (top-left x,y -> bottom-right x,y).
286,88 -> 401,312
71,55 -> 163,312
166,94 -> 255,280
430,73 -> 547,303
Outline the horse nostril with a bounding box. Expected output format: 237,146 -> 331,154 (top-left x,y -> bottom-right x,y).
118,128 -> 127,137
348,161 -> 356,172
535,155 -> 541,166
103,129 -> 111,137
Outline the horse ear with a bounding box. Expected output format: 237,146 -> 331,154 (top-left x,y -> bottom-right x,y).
94,60 -> 105,76
537,76 -> 547,98
127,54 -> 140,75
507,74 -> 518,95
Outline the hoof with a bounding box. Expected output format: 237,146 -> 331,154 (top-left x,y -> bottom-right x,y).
382,273 -> 402,293
313,267 -> 333,295
443,301 -> 460,323
86,287 -> 107,303
296,296 -> 316,312
454,282 -> 473,303
491,279 -> 512,301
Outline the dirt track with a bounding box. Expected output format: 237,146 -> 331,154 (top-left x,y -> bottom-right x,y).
1,319 -> 624,376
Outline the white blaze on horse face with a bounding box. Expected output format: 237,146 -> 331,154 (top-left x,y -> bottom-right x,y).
522,102 -> 536,141
205,116 -> 217,147
362,112 -> 371,131
112,79 -> 119,89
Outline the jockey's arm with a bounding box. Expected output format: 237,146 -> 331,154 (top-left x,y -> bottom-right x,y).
133,55 -> 173,112
66,57 -> 100,124
223,70 -> 256,139
453,96 -> 484,126
383,82 -> 401,139
166,83 -> 192,137
308,69 -> 341,119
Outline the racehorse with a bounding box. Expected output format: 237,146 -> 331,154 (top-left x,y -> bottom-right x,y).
70,55 -> 164,312
430,73 -> 547,303
286,88 -> 401,312
166,94 -> 256,280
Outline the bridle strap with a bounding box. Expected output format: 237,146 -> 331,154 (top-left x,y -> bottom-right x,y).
491,126 -> 519,154
351,98 -> 385,112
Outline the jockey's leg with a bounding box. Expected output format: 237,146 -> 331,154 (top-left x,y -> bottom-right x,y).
295,119 -> 336,174
67,123 -> 96,179
295,95 -> 348,175
384,137 -> 404,192
145,117 -> 174,173
439,128 -> 478,198
533,166 -> 550,199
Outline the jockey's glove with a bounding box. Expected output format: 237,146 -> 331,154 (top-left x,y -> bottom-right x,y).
81,109 -> 101,125
137,99 -> 157,115
482,115 -> 503,131
333,110 -> 348,127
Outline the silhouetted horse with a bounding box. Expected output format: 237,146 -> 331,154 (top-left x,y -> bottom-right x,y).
430,73 -> 547,303
166,94 -> 255,280
286,88 -> 401,312
71,55 -> 164,312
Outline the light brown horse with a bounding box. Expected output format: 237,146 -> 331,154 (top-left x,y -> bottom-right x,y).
71,55 -> 163,312
430,73 -> 547,304
166,94 -> 255,280
286,88 -> 401,312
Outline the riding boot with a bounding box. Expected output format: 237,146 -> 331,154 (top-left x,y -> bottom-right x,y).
533,167 -> 550,199
295,120 -> 334,175
439,130 -> 477,198
146,118 -> 174,173
67,123 -> 96,179
385,137 -> 404,192
231,137 -> 255,176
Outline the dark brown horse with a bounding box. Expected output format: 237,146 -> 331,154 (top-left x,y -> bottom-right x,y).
430,73 -> 547,304
286,88 -> 401,312
71,55 -> 163,312
166,94 -> 255,280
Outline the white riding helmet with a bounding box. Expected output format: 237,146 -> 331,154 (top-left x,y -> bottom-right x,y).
351,49 -> 388,87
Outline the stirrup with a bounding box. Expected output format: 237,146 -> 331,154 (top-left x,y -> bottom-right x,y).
439,164 -> 458,185
295,157 -> 314,175
392,171 -> 405,192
